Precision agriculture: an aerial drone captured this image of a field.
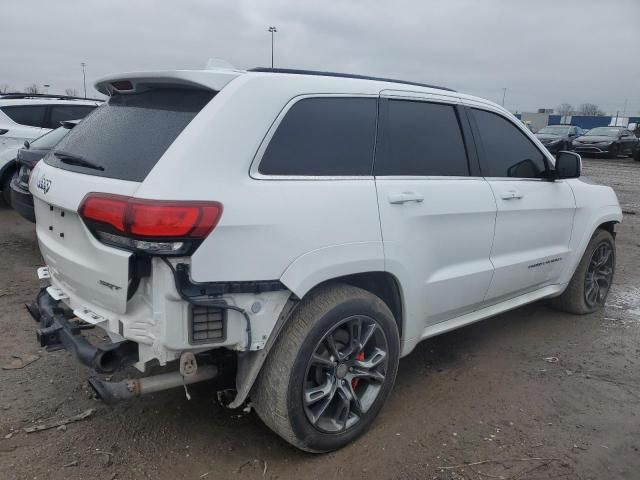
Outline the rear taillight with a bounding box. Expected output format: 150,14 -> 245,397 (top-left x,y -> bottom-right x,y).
79,193 -> 223,255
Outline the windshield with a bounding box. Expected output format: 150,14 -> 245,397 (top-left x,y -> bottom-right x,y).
29,125 -> 73,149
538,126 -> 570,135
585,127 -> 621,137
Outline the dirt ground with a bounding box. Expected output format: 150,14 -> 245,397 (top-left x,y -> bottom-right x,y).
1,156 -> 639,480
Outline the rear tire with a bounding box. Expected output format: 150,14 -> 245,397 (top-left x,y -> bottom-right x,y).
551,229 -> 615,314
252,283 -> 400,452
1,173 -> 12,207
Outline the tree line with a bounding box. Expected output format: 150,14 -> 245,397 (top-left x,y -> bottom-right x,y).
556,103 -> 605,116
1,83 -> 78,96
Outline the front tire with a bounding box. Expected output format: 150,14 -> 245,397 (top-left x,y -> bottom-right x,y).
608,144 -> 619,159
252,283 -> 400,452
551,229 -> 615,314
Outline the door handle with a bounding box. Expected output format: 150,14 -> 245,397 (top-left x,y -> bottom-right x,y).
388,192 -> 424,204
500,189 -> 523,200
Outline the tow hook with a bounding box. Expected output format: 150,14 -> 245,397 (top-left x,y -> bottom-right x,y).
179,352 -> 198,400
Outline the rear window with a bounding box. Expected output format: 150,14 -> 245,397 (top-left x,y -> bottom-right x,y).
258,97 -> 377,176
1,105 -> 46,127
45,88 -> 215,181
30,125 -> 72,149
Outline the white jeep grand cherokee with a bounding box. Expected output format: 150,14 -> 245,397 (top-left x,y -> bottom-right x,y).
28,66 -> 622,452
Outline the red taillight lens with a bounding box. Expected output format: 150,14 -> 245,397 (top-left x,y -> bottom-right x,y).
80,195 -> 127,232
129,202 -> 204,237
78,193 -> 223,253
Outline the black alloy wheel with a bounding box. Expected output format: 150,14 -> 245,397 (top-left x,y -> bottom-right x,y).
303,314 -> 389,433
584,241 -> 614,309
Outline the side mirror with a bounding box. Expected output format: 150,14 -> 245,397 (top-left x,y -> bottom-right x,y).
23,140 -> 30,149
554,151 -> 581,179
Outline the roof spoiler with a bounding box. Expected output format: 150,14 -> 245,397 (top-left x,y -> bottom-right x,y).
95,68 -> 242,96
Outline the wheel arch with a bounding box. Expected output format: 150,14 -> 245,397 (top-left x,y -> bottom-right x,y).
231,270 -> 405,409
558,207 -> 622,287
597,220 -> 618,237
303,271 -> 405,341
0,158 -> 16,187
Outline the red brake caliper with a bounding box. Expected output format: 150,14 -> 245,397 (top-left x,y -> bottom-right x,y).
351,351 -> 365,390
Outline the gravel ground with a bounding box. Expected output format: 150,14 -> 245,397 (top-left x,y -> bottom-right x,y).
0,156 -> 639,480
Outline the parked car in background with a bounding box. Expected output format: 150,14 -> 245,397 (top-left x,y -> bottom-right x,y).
535,125 -> 582,153
573,126 -> 639,158
0,94 -> 100,205
28,66 -> 622,452
10,120 -> 79,221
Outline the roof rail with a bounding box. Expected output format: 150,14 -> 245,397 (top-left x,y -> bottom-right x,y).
249,67 -> 455,92
0,93 -> 103,101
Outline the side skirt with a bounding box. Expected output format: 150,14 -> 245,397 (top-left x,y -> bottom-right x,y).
416,283 -> 567,344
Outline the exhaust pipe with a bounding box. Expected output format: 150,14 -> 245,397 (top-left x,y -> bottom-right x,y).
88,365 -> 218,403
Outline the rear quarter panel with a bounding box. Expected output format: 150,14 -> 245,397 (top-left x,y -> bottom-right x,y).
135,75 -> 385,285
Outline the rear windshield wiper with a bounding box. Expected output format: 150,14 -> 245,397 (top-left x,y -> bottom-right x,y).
54,151 -> 104,171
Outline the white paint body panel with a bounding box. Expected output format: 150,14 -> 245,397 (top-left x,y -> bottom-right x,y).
31,161 -> 138,314
376,178 -> 496,347
483,178 -> 575,303
31,68 -> 622,368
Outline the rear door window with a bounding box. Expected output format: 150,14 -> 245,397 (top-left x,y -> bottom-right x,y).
47,105 -> 97,128
0,105 -> 47,127
45,88 -> 215,181
471,108 -> 547,179
375,99 -> 469,176
258,97 -> 377,176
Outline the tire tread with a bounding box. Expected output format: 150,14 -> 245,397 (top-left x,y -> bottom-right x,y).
551,229 -> 615,314
252,283 -> 396,452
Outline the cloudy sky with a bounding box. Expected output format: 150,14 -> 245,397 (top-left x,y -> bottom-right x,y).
2,0 -> 639,115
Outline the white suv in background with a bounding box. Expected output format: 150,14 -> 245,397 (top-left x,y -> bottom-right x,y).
27,67 -> 621,452
0,94 -> 100,204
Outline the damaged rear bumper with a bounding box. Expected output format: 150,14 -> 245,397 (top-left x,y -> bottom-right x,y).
28,286 -> 139,374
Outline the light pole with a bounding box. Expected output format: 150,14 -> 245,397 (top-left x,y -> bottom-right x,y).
81,62 -> 87,98
268,26 -> 277,69
501,87 -> 507,107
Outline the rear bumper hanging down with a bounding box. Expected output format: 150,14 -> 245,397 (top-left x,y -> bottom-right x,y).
29,285 -> 219,402
28,287 -> 138,374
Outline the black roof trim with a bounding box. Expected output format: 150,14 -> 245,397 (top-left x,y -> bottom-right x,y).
249,68 -> 455,92
0,93 -> 102,102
